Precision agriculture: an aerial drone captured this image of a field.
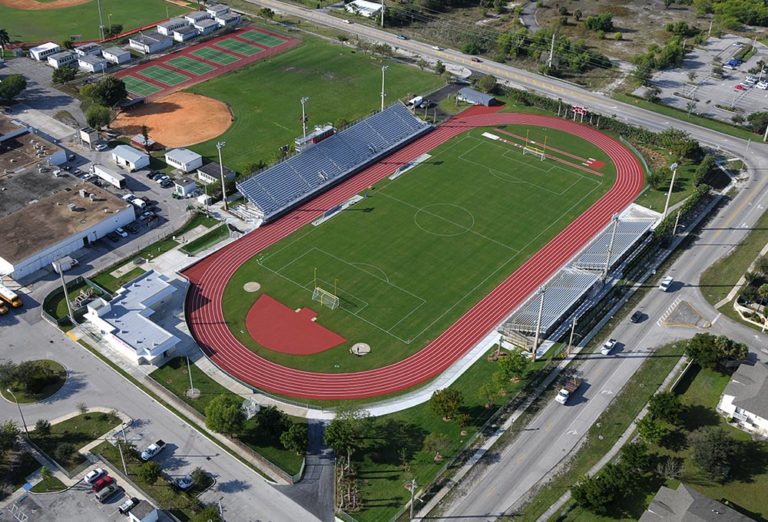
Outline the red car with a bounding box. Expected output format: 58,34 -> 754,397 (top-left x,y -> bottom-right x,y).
91,475 -> 114,493
735,84 -> 747,91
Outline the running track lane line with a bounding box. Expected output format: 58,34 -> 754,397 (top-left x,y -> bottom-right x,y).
182,110 -> 644,400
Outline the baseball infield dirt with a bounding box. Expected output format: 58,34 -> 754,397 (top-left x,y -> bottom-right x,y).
0,0 -> 91,9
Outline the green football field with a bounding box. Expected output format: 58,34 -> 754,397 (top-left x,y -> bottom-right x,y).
223,125 -> 616,373
187,37 -> 444,173
0,0 -> 188,43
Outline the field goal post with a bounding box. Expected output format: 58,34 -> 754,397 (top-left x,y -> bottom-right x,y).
312,286 -> 340,310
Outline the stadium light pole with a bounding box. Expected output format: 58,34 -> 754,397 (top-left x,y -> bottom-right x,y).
602,213 -> 620,280
532,286 -> 546,362
55,261 -> 76,326
662,162 -> 678,219
96,0 -> 105,40
217,141 -> 228,211
380,65 -> 389,112
300,96 -> 309,139
6,388 -> 29,439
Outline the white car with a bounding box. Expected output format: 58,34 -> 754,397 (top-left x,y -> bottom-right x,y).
122,194 -> 136,202
175,474 -> 193,490
757,81 -> 768,90
659,275 -> 674,292
83,468 -> 106,485
94,143 -> 108,151
600,338 -> 618,356
115,227 -> 128,238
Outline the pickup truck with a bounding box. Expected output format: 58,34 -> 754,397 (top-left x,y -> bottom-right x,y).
555,377 -> 583,405
140,440 -> 166,461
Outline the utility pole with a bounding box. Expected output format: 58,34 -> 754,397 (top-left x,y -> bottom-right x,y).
96,0 -> 105,40
532,286 -> 546,361
55,261 -> 76,326
5,389 -> 29,439
409,478 -> 417,520
547,31 -> 556,69
300,96 -> 309,139
662,162 -> 678,219
380,65 -> 389,112
216,141 -> 228,211
116,438 -> 128,475
567,320 -> 577,357
602,213 -> 620,279
186,355 -> 195,393
380,0 -> 385,28
763,123 -> 768,143
673,210 -> 682,236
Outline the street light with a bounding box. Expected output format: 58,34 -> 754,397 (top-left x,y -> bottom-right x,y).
6,388 -> 29,438
216,141 -> 228,211
300,96 -> 309,139
380,65 -> 389,112
662,162 -> 678,219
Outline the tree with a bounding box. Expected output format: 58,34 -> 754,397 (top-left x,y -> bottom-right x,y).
279,423 -> 308,455
0,74 -> 27,102
476,74 -> 498,94
693,154 -> 715,187
0,360 -> 17,388
54,443 -> 76,464
204,394 -> 245,436
13,361 -> 38,391
0,420 -> 20,455
52,65 -> 77,84
138,461 -> 162,483
571,473 -> 615,514
619,441 -> 650,473
140,125 -> 150,152
430,388 -> 463,420
190,467 -> 208,488
434,60 -> 446,75
647,169 -> 667,190
584,13 -> 614,32
499,350 -> 529,381
77,402 -> 88,415
422,432 -> 450,461
34,419 -> 51,437
746,112 -> 768,134
40,465 -> 52,481
645,85 -> 662,102
684,333 -> 748,370
190,505 -> 221,522
259,7 -> 275,19
648,392 -> 684,425
758,284 -> 768,302
88,76 -> 127,107
61,39 -> 74,50
688,426 -> 738,482
712,63 -> 724,78
0,28 -> 10,57
479,382 -> 498,408
324,407 -> 372,467
636,416 -> 671,445
574,9 -> 582,21
86,104 -> 111,129
255,406 -> 290,443
104,24 -> 123,38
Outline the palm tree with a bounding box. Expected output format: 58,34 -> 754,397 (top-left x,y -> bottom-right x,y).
0,29 -> 10,58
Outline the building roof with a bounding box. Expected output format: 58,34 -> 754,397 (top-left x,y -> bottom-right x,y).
98,270 -> 179,355
166,148 -> 201,164
78,54 -> 107,65
130,32 -> 170,46
30,42 -> 59,53
346,0 -> 383,13
48,51 -> 75,61
724,362 -> 768,420
197,161 -> 235,178
131,135 -> 156,147
640,483 -> 753,521
174,25 -> 198,35
194,19 -> 219,29
217,12 -> 240,21
186,11 -> 211,20
75,43 -> 101,52
103,46 -> 130,57
158,17 -> 188,28
177,177 -> 197,187
207,3 -> 230,13
458,87 -> 496,106
128,499 -> 157,520
0,183 -> 129,265
113,144 -> 148,164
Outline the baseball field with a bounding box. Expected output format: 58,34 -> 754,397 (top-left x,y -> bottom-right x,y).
0,0 -> 189,43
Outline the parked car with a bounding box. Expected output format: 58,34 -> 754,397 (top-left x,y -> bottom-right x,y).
150,172 -> 164,181
736,83 -> 748,90
140,440 -> 166,461
155,175 -> 169,184
396,34 -> 408,40
118,497 -> 138,514
630,310 -> 644,324
122,194 -> 136,202
106,232 -> 121,242
95,484 -> 121,503
94,143 -> 108,151
757,80 -> 768,90
124,223 -> 139,234
471,57 -> 481,62
175,474 -> 193,490
600,338 -> 618,356
160,179 -> 174,188
115,227 -> 128,238
146,171 -> 156,179
140,210 -> 154,220
91,475 -> 114,493
83,468 -> 106,485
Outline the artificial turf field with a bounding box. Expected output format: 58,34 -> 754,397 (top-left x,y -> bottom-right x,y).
223,125 -> 616,373
0,0 -> 188,43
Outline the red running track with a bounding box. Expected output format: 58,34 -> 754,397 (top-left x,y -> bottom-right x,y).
183,107 -> 644,400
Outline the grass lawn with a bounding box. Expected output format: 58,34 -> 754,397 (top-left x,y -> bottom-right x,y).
180,224 -> 229,255
93,441 -> 205,522
222,125 -> 615,374
0,0 -> 188,43
517,343 -> 686,521
187,37 -> 444,172
90,267 -> 145,294
150,357 -> 303,475
0,360 -> 67,403
0,451 -> 40,500
700,202 -> 768,308
633,162 -> 698,213
30,475 -> 67,493
31,412 -> 120,474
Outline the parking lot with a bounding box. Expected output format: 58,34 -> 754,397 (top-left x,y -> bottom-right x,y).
634,34 -> 768,123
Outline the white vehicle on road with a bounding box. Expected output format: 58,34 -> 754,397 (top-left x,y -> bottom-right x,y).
600,338 -> 618,355
658,275 -> 674,292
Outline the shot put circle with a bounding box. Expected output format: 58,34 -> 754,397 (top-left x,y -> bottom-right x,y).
350,343 -> 371,356
243,282 -> 261,293
414,203 -> 475,237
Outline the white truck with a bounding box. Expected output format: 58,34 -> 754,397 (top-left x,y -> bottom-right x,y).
131,198 -> 147,210
52,256 -> 78,274
555,377 -> 583,405
140,440 -> 166,461
91,164 -> 126,189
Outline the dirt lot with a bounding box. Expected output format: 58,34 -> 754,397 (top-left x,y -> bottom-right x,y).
0,0 -> 90,9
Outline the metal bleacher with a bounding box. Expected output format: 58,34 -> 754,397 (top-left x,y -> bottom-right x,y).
236,103 -> 432,222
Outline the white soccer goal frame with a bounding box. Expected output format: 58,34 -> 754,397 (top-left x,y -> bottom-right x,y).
523,146 -> 546,161
312,286 -> 340,310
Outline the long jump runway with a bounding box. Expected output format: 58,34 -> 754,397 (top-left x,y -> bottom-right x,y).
183,107 -> 645,400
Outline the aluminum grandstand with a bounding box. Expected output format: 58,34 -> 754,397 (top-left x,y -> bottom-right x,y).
236,103 -> 432,222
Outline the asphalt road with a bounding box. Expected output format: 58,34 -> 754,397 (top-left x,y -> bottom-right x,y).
0,319 -> 319,521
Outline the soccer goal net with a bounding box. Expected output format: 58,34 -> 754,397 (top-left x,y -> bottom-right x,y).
312,286 -> 340,310
523,146 -> 546,161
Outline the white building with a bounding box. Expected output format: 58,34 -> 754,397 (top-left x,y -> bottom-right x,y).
717,362 -> 768,437
206,3 -> 230,17
165,148 -> 203,172
185,11 -> 212,24
47,51 -> 77,69
112,145 -> 150,171
174,177 -> 198,197
197,162 -> 235,185
0,184 -> 134,280
127,503 -> 160,522
215,12 -> 241,27
129,32 -> 173,55
156,18 -> 189,36
84,270 -> 181,366
345,0 -> 383,18
172,25 -> 198,43
74,43 -> 102,57
102,47 -> 131,65
29,42 -> 61,61
78,54 -> 108,73
193,19 -> 219,36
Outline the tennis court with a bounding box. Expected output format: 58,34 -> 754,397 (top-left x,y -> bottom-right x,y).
123,76 -> 161,97
215,38 -> 263,56
239,30 -> 286,47
166,56 -> 216,76
192,47 -> 240,65
139,65 -> 191,86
